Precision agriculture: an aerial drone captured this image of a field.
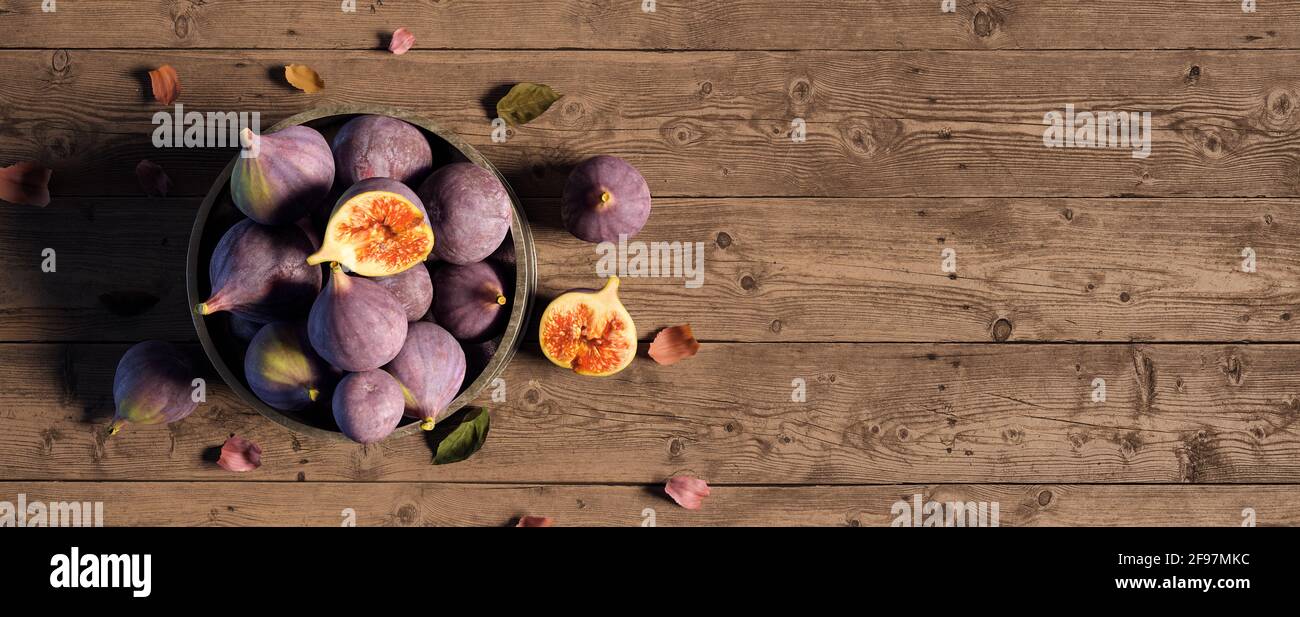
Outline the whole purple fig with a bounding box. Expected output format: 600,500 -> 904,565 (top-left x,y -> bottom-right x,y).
385,322 -> 467,430
231,126 -> 335,225
372,264 -> 433,322
332,369 -> 405,444
109,341 -> 199,436
244,321 -> 337,411
332,115 -> 434,187
308,264 -> 408,372
417,163 -> 512,265
431,261 -> 510,342
561,155 -> 651,243
197,219 -> 322,323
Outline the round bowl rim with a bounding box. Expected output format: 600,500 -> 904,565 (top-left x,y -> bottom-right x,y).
186,105 -> 536,441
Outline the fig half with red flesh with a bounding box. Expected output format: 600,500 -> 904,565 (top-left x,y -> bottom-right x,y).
307,178 -> 433,277
539,276 -> 637,377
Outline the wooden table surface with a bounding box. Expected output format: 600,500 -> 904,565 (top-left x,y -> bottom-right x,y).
4,0 -> 1300,526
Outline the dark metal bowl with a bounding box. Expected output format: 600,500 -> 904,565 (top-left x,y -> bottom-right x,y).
187,106 -> 535,441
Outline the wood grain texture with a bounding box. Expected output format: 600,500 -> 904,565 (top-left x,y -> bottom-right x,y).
1,1 -> 1298,51
6,342 -> 1300,484
3,50 -> 1300,198
6,196 -> 1300,343
0,482 -> 1289,527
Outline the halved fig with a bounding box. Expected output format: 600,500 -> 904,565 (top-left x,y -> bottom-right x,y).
306,178 -> 433,276
539,276 -> 637,377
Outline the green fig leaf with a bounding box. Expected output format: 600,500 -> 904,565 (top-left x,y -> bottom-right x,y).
429,407 -> 490,465
496,83 -> 562,126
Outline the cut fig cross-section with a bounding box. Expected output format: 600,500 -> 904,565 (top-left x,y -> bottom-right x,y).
539,276 -> 637,377
307,177 -> 434,277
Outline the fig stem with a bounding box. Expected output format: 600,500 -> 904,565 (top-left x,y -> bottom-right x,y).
239,127 -> 259,150
306,387 -> 320,402
599,275 -> 621,296
419,417 -> 435,431
598,190 -> 613,207
105,419 -> 126,439
496,294 -> 507,306
194,302 -> 210,316
306,250 -> 331,266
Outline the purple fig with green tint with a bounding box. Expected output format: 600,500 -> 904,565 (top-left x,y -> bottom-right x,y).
332,369 -> 405,444
373,264 -> 433,322
231,126 -> 335,225
417,163 -> 512,265
244,321 -> 336,411
197,219 -> 322,323
109,341 -> 198,437
385,322 -> 467,430
332,115 -> 434,187
431,261 -> 509,342
228,314 -> 264,342
463,338 -> 499,382
308,264 -> 407,371
561,155 -> 651,243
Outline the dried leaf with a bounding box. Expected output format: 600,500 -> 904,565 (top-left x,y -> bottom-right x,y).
648,325 -> 700,366
135,159 -> 171,197
285,64 -> 324,93
0,161 -> 52,207
149,65 -> 181,105
428,407 -> 490,465
496,83 -> 562,126
389,27 -> 416,55
217,435 -> 263,472
516,516 -> 554,527
665,476 -> 710,510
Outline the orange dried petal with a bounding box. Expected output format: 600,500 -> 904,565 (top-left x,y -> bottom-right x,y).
648,325 -> 699,366
149,65 -> 180,105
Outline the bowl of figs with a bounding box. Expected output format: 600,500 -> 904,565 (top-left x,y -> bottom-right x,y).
187,106 -> 535,443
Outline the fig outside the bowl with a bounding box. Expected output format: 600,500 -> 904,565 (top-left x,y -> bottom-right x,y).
538,276 -> 636,377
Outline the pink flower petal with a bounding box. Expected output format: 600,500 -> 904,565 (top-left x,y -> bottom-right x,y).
217,435 -> 262,472
0,161 -> 52,207
135,159 -> 171,197
516,515 -> 554,527
665,476 -> 710,510
648,325 -> 700,366
388,28 -> 415,55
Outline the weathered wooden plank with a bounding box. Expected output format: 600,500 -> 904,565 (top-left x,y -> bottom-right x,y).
5,342 -> 1300,484
1,1 -> 1297,51
3,197 -> 1297,343
2,50 -> 1299,198
0,482 -> 1289,526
